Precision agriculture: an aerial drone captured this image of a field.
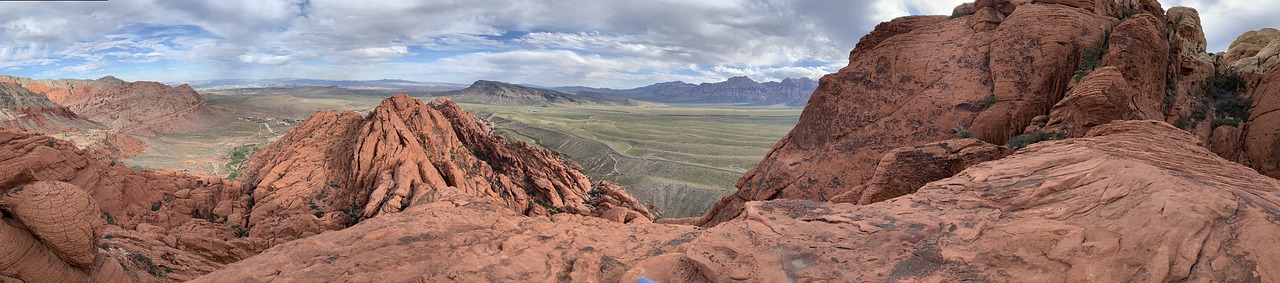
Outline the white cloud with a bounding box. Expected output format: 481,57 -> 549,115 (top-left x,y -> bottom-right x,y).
1,0 -> 1277,87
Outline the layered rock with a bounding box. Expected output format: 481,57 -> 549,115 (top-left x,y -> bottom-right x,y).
692,0 -> 1152,226
0,75 -> 125,105
668,128 -> 1280,281
194,186 -> 696,282
829,138 -> 1009,205
65,81 -> 219,136
193,120 -> 1280,282
0,129 -> 260,281
1241,65 -> 1280,177
238,94 -> 648,242
1223,28 -> 1280,74
0,82 -> 146,158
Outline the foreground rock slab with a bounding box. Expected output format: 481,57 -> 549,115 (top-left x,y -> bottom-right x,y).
194,120 -> 1280,282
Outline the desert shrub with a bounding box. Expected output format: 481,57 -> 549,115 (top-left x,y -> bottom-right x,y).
981,95 -> 997,110
1213,117 -> 1242,128
1074,47 -> 1105,82
1206,71 -> 1251,129
957,130 -> 973,139
1006,129 -> 1068,150
950,6 -> 974,19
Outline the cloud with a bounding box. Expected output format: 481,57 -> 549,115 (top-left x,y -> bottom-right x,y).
0,0 -> 1276,87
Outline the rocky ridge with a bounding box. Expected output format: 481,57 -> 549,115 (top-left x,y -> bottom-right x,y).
0,75 -> 126,105
0,82 -> 146,158
65,81 -> 219,136
1,94 -> 654,282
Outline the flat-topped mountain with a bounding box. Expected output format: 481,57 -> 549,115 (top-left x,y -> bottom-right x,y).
439,80 -> 635,106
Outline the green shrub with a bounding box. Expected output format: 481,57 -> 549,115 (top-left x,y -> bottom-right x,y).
1006,129 -> 1068,150
1213,117 -> 1242,129
981,95 -> 997,110
957,130 -> 973,139
1074,47 -> 1105,82
950,6 -> 974,19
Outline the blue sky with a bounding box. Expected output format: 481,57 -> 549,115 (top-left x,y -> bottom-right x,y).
0,0 -> 1275,88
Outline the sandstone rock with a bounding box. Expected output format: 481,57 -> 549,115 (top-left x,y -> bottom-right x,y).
1242,65 -> 1280,178
0,181 -> 103,269
696,2 -> 1115,227
588,181 -> 655,223
1166,7 -> 1209,62
1048,67 -> 1145,137
65,82 -> 221,136
1210,124 -> 1244,161
829,138 -> 1010,205
240,94 -> 645,243
1224,28 -> 1280,74
0,75 -> 125,105
0,82 -> 143,158
649,121 -> 1280,282
0,129 -> 258,281
192,189 -> 702,282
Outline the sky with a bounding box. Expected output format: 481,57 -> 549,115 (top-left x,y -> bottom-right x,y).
0,0 -> 1275,88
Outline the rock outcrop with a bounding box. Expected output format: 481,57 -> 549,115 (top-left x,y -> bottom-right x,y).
194,186 -> 695,282
0,75 -> 126,105
194,120 -> 1280,282
1241,65 -> 1280,177
65,81 -> 219,136
829,138 -> 1010,205
238,94 -> 649,242
692,0 -> 1164,226
0,82 -> 146,158
1223,28 -> 1280,74
0,129 -> 259,281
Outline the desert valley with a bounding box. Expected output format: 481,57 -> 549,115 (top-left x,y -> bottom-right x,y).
5,0 -> 1280,282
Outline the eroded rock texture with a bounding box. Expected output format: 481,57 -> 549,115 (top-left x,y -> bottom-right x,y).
65,81 -> 220,136
194,120 -> 1280,282
239,94 -> 649,242
694,0 -> 1165,226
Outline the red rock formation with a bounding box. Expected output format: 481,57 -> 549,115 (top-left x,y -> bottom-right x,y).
0,75 -> 125,105
0,129 -> 259,281
1,82 -> 146,159
194,186 -> 697,282
693,0 -> 1147,227
239,94 -> 647,242
1242,65 -> 1280,177
193,120 -> 1280,282
830,138 -> 1010,205
65,82 -> 220,136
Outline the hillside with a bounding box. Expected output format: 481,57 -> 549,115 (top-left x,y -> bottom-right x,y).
439,80 -> 636,106
566,76 -> 818,106
65,82 -> 222,136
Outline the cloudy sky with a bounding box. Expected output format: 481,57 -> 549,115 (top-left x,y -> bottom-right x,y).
0,0 -> 1275,88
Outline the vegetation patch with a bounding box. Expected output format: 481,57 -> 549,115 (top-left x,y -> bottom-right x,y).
950,6 -> 975,19
224,144 -> 262,180
1074,46 -> 1106,82
980,95 -> 997,110
1006,128 -> 1068,150
1181,71 -> 1251,131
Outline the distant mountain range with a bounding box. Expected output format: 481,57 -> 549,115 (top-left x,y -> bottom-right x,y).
553,76 -> 818,106
173,76 -> 818,106
174,78 -> 468,92
438,80 -> 637,106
